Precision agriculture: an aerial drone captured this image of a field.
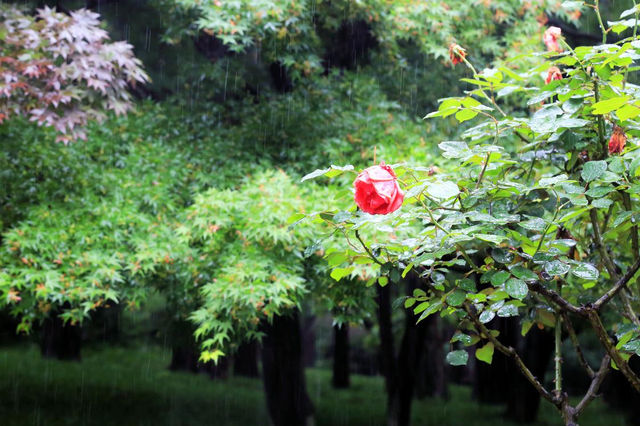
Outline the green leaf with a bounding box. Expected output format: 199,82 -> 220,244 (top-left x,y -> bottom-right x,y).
571,262 -> 599,280
378,276 -> 389,287
592,96 -> 630,115
455,108 -> 478,123
545,260 -> 571,276
417,301 -> 443,323
490,271 -> 510,286
581,161 -> 607,182
476,342 -> 495,364
404,297 -> 416,308
446,290 -> 467,307
457,278 -> 476,292
427,181 -> 460,199
616,103 -> 640,121
497,303 -> 519,317
521,320 -> 534,337
446,350 -> 469,366
479,310 -> 496,323
520,217 -> 547,232
510,266 -> 538,282
438,141 -> 469,158
301,167 -> 330,182
505,278 -> 528,300
330,267 -> 354,281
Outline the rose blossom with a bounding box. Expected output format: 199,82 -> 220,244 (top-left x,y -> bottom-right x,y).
609,125 -> 627,155
545,66 -> 562,84
354,162 -> 404,215
449,43 -> 467,66
543,26 -> 563,52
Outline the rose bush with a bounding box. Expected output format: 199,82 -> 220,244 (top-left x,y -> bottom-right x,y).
304,3 -> 640,425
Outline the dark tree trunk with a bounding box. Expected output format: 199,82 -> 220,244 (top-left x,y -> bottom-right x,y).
395,273 -> 431,426
89,304 -> 121,343
415,314 -> 449,399
331,323 -> 350,388
234,340 -> 259,377
40,312 -> 82,361
169,345 -> 199,373
207,355 -> 230,379
323,20 -> 377,71
377,272 -> 432,426
473,317 -> 516,404
261,311 -> 314,426
301,314 -> 317,368
376,283 -> 398,426
505,326 -> 554,423
168,319 -> 199,373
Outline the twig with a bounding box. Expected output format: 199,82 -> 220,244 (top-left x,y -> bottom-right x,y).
463,302 -> 558,406
575,354 -> 611,417
562,312 -> 594,378
586,309 -> 640,392
592,256 -> 640,310
590,208 -> 619,280
528,282 -> 582,315
355,230 -> 385,267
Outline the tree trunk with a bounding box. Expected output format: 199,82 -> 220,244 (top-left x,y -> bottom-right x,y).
415,314 -> 449,399
168,319 -> 199,373
234,340 -> 259,377
261,311 -> 314,426
378,272 -> 432,426
331,323 -> 350,388
40,312 -> 82,361
377,283 -> 398,426
473,317 -> 515,404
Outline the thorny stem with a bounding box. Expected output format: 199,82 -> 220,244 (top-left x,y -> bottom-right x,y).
593,79 -> 608,158
593,0 -> 608,44
554,283 -> 563,397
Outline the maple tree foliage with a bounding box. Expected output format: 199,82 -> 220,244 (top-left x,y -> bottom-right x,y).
0,6 -> 148,142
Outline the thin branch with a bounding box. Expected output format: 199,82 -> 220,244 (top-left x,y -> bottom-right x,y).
593,256 -> 640,310
528,282 -> 582,315
622,192 -> 640,262
463,302 -> 558,406
590,208 -> 619,280
355,230 -> 385,267
562,312 -> 594,378
586,309 -> 640,392
575,354 -> 611,417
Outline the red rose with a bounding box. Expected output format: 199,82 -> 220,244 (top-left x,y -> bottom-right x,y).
543,26 -> 562,52
609,125 -> 627,155
449,43 -> 467,66
545,66 -> 562,84
354,162 -> 404,215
